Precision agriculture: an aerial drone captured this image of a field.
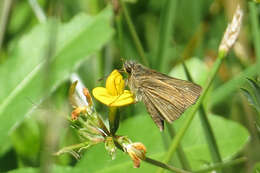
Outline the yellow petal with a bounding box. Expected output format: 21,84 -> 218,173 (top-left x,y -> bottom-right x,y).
110,90 -> 135,107
92,87 -> 134,107
106,70 -> 125,96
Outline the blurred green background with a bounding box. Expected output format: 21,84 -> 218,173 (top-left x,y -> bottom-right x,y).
0,0 -> 259,172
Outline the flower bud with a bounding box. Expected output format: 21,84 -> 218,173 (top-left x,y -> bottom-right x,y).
123,142 -> 146,168
218,5 -> 243,57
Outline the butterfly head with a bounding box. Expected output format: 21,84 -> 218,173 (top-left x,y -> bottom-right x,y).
123,60 -> 136,74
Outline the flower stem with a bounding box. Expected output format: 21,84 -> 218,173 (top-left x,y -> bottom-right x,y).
109,107 -> 119,135
144,157 -> 192,173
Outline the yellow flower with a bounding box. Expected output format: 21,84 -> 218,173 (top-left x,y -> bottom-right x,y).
92,70 -> 134,107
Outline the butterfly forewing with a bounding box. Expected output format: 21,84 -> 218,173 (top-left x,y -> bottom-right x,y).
124,61 -> 202,131
141,91 -> 165,130
141,77 -> 196,120
155,74 -> 202,106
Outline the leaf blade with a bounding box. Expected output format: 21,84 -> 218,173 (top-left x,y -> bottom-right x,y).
0,7 -> 114,153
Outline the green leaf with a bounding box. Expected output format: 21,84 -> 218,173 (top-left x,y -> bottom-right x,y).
247,78 -> 260,107
210,65 -> 258,106
8,165 -> 74,173
168,57 -> 208,85
10,118 -> 40,165
179,114 -> 248,169
241,78 -> 260,114
254,162 -> 260,173
72,112 -> 249,172
240,88 -> 257,108
0,7 -> 113,154
8,167 -> 37,173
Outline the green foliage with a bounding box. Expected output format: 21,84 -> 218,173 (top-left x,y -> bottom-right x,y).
0,4 -> 113,161
8,165 -> 74,173
241,78 -> 260,112
254,162 -> 260,173
71,113 -> 249,172
241,78 -> 260,137
0,0 -> 259,173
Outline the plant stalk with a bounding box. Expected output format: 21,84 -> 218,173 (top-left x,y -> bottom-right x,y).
249,2 -> 260,67
155,0 -> 177,72
145,157 -> 192,173
109,107 -> 119,135
120,0 -> 149,67
166,123 -> 191,171
156,56 -> 224,173
182,63 -> 222,165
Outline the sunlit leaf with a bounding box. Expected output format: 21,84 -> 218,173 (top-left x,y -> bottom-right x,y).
0,7 -> 113,154
254,162 -> 260,173
73,112 -> 249,172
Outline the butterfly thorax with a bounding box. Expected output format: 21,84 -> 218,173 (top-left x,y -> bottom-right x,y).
124,61 -> 147,101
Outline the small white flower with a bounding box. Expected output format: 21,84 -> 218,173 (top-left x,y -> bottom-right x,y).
219,5 -> 243,55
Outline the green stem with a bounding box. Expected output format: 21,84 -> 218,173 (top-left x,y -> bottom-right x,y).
145,157 -> 192,173
182,63 -> 222,166
194,157 -> 247,173
120,0 -> 149,67
198,106 -> 222,161
28,0 -> 47,23
0,0 -> 13,52
249,2 -> 260,66
109,107 -> 119,135
166,123 -> 191,170
116,14 -> 125,56
155,0 -> 177,72
156,56 -> 224,173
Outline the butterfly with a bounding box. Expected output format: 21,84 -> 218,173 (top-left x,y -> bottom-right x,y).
123,61 -> 202,131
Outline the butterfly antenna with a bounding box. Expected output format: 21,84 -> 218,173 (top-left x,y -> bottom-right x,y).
118,69 -> 124,73
97,75 -> 108,82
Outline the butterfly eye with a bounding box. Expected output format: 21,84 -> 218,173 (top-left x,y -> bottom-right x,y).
124,62 -> 132,74
125,66 -> 132,74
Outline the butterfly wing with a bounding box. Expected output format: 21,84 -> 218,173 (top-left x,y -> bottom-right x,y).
135,69 -> 202,130
153,72 -> 202,106
141,91 -> 165,131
